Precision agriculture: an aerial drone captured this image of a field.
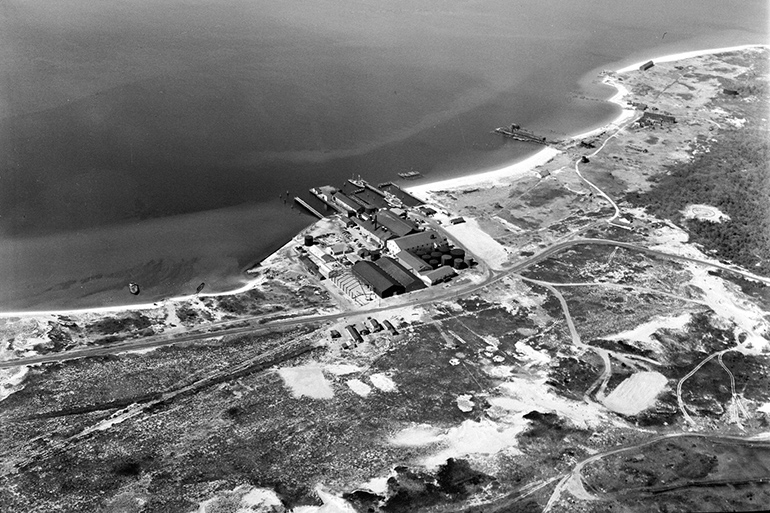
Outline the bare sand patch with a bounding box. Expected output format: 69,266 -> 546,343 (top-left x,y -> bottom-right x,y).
369,373 -> 397,392
456,394 -> 474,412
346,379 -> 372,397
325,364 -> 365,376
277,365 -> 334,399
0,366 -> 28,403
421,419 -> 526,468
602,371 -> 668,416
443,218 -> 510,269
606,313 -> 691,346
389,424 -> 443,446
682,204 -> 730,223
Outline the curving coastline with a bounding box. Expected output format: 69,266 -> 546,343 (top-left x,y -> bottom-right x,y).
2,43 -> 766,318
408,43 -> 768,198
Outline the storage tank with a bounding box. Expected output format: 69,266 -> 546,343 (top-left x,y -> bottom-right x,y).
453,258 -> 466,269
421,254 -> 432,262
437,244 -> 451,254
430,251 -> 442,259
429,259 -> 440,269
304,235 -> 314,246
441,254 -> 453,267
450,248 -> 465,259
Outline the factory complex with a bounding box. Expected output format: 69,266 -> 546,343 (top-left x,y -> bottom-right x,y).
295,179 -> 472,304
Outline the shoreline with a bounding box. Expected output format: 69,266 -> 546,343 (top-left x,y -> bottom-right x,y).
3,43 -> 765,319
407,43 -> 768,197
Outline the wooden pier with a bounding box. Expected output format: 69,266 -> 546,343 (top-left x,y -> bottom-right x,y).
495,125 -> 548,145
293,197 -> 324,219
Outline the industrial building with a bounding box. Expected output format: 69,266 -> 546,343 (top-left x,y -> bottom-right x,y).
374,257 -> 426,293
374,210 -> 419,238
640,112 -> 676,125
333,192 -> 363,216
395,251 -> 432,273
420,266 -> 457,286
352,217 -> 395,244
352,261 -> 404,298
386,229 -> 446,254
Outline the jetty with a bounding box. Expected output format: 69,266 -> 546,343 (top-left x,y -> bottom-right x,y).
495,123 -> 548,145
293,197 -> 324,219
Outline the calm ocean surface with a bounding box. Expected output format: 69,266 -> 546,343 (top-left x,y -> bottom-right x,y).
1,0 -> 767,310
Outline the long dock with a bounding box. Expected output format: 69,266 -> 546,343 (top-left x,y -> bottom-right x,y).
293,197 -> 324,219
495,126 -> 548,145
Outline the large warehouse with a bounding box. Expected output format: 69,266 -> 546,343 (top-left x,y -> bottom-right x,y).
386,229 -> 446,254
374,257 -> 426,293
352,261 -> 404,298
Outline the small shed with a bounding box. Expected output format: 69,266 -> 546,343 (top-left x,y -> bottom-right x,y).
639,60 -> 654,71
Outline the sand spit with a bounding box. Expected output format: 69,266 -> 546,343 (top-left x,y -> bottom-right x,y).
616,44 -> 768,73
406,43 -> 768,200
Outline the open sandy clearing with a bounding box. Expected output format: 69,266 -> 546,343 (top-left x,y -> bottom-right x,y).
602,371 -> 668,416
443,218 -> 510,270
347,379 -> 372,397
369,373 -> 397,392
277,365 -> 334,399
682,204 -> 730,223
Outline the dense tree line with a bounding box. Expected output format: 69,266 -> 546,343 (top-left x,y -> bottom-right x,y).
627,125 -> 770,275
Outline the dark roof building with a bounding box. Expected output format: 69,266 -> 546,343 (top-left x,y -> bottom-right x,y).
375,210 -> 419,238
374,257 -> 426,292
640,112 -> 676,125
639,60 -> 655,71
353,217 -> 396,243
352,261 -> 404,298
345,325 -> 364,344
333,192 -> 363,215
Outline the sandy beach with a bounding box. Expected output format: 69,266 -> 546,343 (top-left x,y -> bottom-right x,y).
406,146 -> 562,198
3,43 -> 765,319
408,43 -> 768,198
615,44 -> 767,73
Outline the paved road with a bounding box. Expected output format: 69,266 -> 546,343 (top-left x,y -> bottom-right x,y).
2,235 -> 765,370
543,432 -> 770,512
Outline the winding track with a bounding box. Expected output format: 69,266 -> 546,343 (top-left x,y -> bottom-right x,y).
2,235 -> 765,370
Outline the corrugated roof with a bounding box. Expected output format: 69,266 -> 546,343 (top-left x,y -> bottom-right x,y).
353,217 -> 395,242
395,251 -> 432,272
375,257 -> 426,291
334,192 -> 362,212
390,230 -> 444,252
375,210 -> 418,237
423,266 -> 456,281
352,261 -> 404,297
